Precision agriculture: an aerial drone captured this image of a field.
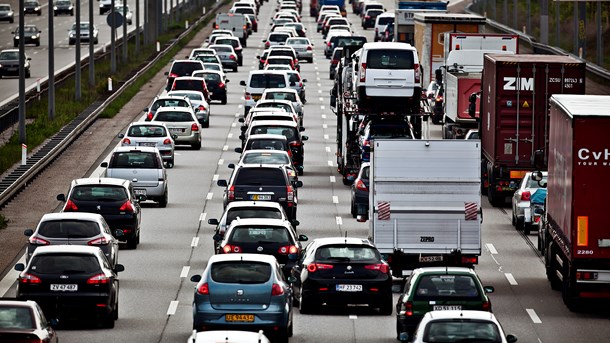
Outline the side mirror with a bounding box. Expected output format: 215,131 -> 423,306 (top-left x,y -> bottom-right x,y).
302,79 -> 308,82
114,264 -> 125,273
293,180 -> 303,188
238,118 -> 245,123
208,218 -> 219,225
143,107 -> 148,112
15,263 -> 25,272
118,133 -> 125,138
240,80 -> 246,86
287,276 -> 297,283
164,71 -> 169,76
256,55 -> 260,59
228,163 -> 235,169
213,233 -> 223,242
217,179 -> 228,187
531,170 -> 544,182
301,135 -> 308,141
298,234 -> 308,242
24,229 -> 33,237
483,286 -> 495,294
226,79 -> 230,83
234,147 -> 243,153
190,275 -> 202,283
172,134 -> 178,140
506,334 -> 518,343
239,134 -> 245,140
56,194 -> 66,202
299,127 -> 305,132
100,162 -> 108,168
114,229 -> 124,237
291,219 -> 300,227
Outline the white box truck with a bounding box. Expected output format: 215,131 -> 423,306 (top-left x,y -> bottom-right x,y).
215,13 -> 248,46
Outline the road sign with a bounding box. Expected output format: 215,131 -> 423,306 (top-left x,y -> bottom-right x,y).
107,11 -> 124,28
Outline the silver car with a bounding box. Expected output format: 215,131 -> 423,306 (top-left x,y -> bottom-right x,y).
260,88 -> 304,125
152,107 -> 202,150
0,4 -> 14,23
119,122 -> 176,168
167,90 -> 210,128
102,146 -> 169,207
511,171 -> 548,230
68,22 -> 98,45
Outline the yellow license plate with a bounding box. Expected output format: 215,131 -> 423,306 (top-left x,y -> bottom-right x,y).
509,170 -> 528,179
225,314 -> 254,322
252,95 -> 262,101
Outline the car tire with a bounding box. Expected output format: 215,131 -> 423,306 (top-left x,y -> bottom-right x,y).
524,223 -> 531,235
71,10 -> 74,16
9,18 -> 13,23
221,96 -> 227,105
126,234 -> 138,249
379,295 -> 393,315
192,142 -> 201,150
99,10 -> 104,15
94,38 -> 99,44
233,66 -> 238,72
25,70 -> 31,79
13,42 -> 17,48
299,294 -> 316,314
203,120 -> 209,128
113,297 -> 119,320
102,312 -> 115,328
275,331 -> 289,343
374,35 -> 378,42
158,191 -> 168,208
511,211 -> 516,226
166,159 -> 174,168
36,41 -> 40,47
351,201 -> 357,218
516,217 -> 525,231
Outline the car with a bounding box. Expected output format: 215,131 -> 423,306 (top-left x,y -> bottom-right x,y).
24,212 -> 120,267
240,71 -> 291,115
68,22 -> 99,45
101,146 -> 169,208
164,59 -> 205,91
213,36 -> 244,66
316,12 -> 340,32
0,299 -> 58,342
169,76 -> 210,102
323,17 -> 350,37
186,330 -> 270,343
209,44 -> 239,72
240,110 -> 299,131
114,3 -> 133,25
15,245 -> 124,328
118,122 -> 176,167
245,13 -> 258,32
187,48 -> 215,59
99,0 -> 113,14
256,49 -> 270,69
284,70 -> 307,104
511,171 -> 548,233
56,178 -> 143,249
151,107 -> 202,150
395,267 -> 495,339
329,47 -> 343,79
190,254 -> 295,341
425,81 -> 439,101
362,9 -> 384,29
264,56 -> 297,71
262,32 -> 291,49
0,4 -> 14,22
236,134 -> 293,161
267,46 -> 299,71
200,62 -> 224,73
23,0 -> 41,15
191,54 -> 223,67
360,1 -> 384,18
285,37 -> 313,63
350,162 -> 369,217
192,70 -> 228,105
12,25 -> 42,47
167,90 -> 211,128
284,22 -> 306,37
0,49 -> 31,79
53,0 -> 74,16
260,88 -> 304,120
143,95 -> 193,121
324,33 -> 351,58
374,12 -> 394,41
358,119 -> 415,162
403,310 -> 518,343
290,237 -> 393,314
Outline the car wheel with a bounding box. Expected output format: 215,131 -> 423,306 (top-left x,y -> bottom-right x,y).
54,11 -> 57,16
158,191 -> 168,208
13,41 -> 17,48
524,223 -> 531,235
99,10 -> 104,15
71,10 -> 74,16
379,295 -> 393,315
25,69 -> 31,79
126,235 -> 138,249
374,35 -> 378,42
102,312 -> 115,328
233,66 -> 238,72
516,217 -> 525,231
298,168 -> 303,176
36,41 -> 40,47
192,142 -> 201,150
203,120 -> 209,129
351,201 -> 357,218
113,298 -> 119,320
511,211 -> 516,226
166,159 -> 174,168
94,38 -> 99,44
221,96 -> 227,105
275,331 -> 289,343
9,18 -> 13,23
299,292 -> 317,314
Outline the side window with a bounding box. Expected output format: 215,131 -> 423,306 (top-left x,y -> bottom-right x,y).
99,252 -> 111,269
35,304 -> 48,327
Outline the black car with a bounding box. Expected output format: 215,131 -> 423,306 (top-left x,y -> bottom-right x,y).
23,0 -> 41,15
290,237 -> 393,314
217,164 -> 302,220
326,35 -> 367,58
12,25 -> 41,47
15,245 -> 124,328
350,162 -> 370,218
0,299 -> 58,342
53,0 -> 74,16
198,71 -> 227,104
56,178 -> 143,249
164,60 -> 205,91
330,47 -> 343,79
0,49 -> 31,79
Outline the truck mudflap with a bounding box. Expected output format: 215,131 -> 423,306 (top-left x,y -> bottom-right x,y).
381,251 -> 479,278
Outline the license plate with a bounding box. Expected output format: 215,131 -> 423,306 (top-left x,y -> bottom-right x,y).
251,194 -> 271,201
419,255 -> 443,263
433,305 -> 462,311
225,314 -> 254,322
336,284 -> 363,292
170,128 -> 183,133
51,284 -> 78,291
252,95 -> 262,101
134,189 -> 147,196
139,142 -> 157,147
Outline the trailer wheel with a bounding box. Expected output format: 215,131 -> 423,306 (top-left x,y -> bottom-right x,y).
562,268 -> 579,311
546,242 -> 561,291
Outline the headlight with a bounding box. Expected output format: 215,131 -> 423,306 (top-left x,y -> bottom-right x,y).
69,33 -> 75,38
53,6 -> 57,10
15,35 -> 19,39
35,7 -> 40,10
33,34 -> 39,39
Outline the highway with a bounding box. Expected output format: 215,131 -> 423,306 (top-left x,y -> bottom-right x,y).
2,0 -> 610,342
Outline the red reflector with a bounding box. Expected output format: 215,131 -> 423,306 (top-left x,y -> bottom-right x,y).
482,301 -> 491,311
122,137 -> 131,144
271,283 -> 284,296
96,303 -> 107,308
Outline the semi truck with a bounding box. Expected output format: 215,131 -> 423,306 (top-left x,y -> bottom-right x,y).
365,139 -> 482,277
394,1 -> 447,44
536,94 -> 610,310
473,54 -> 586,206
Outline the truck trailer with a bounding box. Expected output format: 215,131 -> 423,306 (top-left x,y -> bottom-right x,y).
394,1 -> 447,45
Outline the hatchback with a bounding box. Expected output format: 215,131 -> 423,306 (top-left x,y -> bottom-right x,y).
285,37 -> 313,63
362,9 -> 384,29
190,254 -> 295,342
143,95 -> 193,122
260,88 -> 304,120
511,171 -> 548,232
209,44 -> 239,72
285,70 -> 307,104
0,299 -> 58,342
374,12 -> 394,41
152,107 -> 202,150
236,134 -> 293,161
12,25 -> 41,47
240,71 -> 291,115
350,162 -> 370,217
253,100 -> 299,120
213,37 -> 243,66
164,60 -> 205,91
15,246 -> 123,328
167,90 -> 210,128
57,178 -> 142,249
24,212 -> 120,267
0,4 -> 14,22
23,0 -> 41,15
170,76 -> 210,102
191,70 -> 228,104
101,146 -> 168,207
395,267 -> 495,338
120,122 -> 175,167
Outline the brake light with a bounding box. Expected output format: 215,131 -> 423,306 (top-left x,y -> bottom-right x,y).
289,141 -> 301,147
362,139 -> 370,147
521,191 -> 531,201
401,301 -> 413,316
461,256 -> 478,264
119,201 -> 134,213
307,45 -> 312,51
271,283 -> 284,296
355,179 -> 367,191
230,55 -> 236,60
436,95 -> 443,102
286,185 -> 294,206
19,273 -> 41,284
87,273 -> 110,284
227,185 -> 235,201
306,263 -> 333,273
163,138 -> 172,145
64,199 -> 78,211
147,112 -> 154,120
198,105 -> 206,112
245,92 -> 252,101
278,245 -> 298,255
414,63 -> 420,84
265,41 -> 270,48
359,63 -> 366,82
88,237 -> 110,245
169,73 -> 178,78
222,244 -> 242,253
197,282 -> 209,295
327,41 -> 331,47
365,15 -> 370,19
219,82 -> 225,88
482,300 -> 492,311
364,263 -> 389,274
191,123 -> 199,132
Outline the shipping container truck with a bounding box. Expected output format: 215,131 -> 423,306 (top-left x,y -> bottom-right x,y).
474,54 -> 586,206
536,94 -> 610,310
365,139 -> 482,277
394,1 -> 447,45
413,13 -> 486,88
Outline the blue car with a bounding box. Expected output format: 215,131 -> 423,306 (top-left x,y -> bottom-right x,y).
190,254 -> 295,342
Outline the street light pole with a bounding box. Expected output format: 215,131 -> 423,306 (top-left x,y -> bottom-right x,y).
111,0 -> 116,73
89,0 -> 95,87
18,0 -> 26,145
75,0 -> 81,100
47,0 -> 55,120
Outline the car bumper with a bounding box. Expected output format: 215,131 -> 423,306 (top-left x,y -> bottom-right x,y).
132,182 -> 166,198
514,201 -> 529,219
173,132 -> 201,145
302,279 -> 391,306
210,88 -> 227,100
103,215 -> 139,240
0,67 -> 20,76
296,51 -> 313,59
193,305 -> 289,332
221,60 -> 238,69
18,293 -> 113,315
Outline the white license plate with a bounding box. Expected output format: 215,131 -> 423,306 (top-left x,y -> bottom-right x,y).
51,284 -> 78,291
139,142 -> 157,147
433,305 -> 462,311
336,284 -> 362,292
419,255 -> 443,263
170,128 -> 183,133
251,194 -> 271,201
134,189 -> 147,196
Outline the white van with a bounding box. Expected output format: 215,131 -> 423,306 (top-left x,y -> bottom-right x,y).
374,12 -> 394,42
215,13 -> 248,46
355,42 -> 421,114
239,71 -> 291,115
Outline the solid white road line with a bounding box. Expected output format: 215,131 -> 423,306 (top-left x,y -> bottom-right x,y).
180,266 -> 190,278
199,213 -> 207,222
505,273 -> 518,285
526,309 -> 542,323
330,176 -> 336,183
191,237 -> 200,247
206,193 -> 213,200
167,301 -> 179,315
485,243 -> 498,254
332,196 -> 339,204
336,216 -> 343,225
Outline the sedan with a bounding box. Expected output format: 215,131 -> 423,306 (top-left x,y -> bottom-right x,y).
190,254 -> 295,342
511,171 -> 548,232
0,299 -> 58,342
12,25 -> 42,47
0,49 -> 31,79
68,22 -> 99,45
53,0 -> 74,16
0,4 -> 14,23
290,237 -> 393,314
151,107 -> 202,150
119,122 -> 176,167
23,0 -> 41,15
350,162 -> 369,218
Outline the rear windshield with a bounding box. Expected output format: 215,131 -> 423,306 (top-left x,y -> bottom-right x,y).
265,92 -> 296,101
234,7 -> 254,15
315,245 -> 379,261
268,58 -> 292,65
329,19 -> 348,25
170,62 -> 203,76
226,207 -> 282,223
169,92 -> 203,101
200,73 -> 221,83
0,307 -> 34,329
367,49 -> 414,69
269,50 -> 294,58
172,79 -> 205,92
269,34 -> 289,43
194,55 -> 219,63
70,185 -> 128,201
211,261 -> 271,284
288,39 -> 308,45
29,254 -> 100,274
246,139 -> 287,151
370,124 -> 412,138
151,99 -> 189,111
128,125 -> 167,137
367,9 -> 384,16
229,226 -> 290,244
202,64 -> 221,71
235,168 -> 286,186
256,103 -> 293,112
154,111 -> 193,122
423,320 -> 502,343
414,275 -> 481,300
212,46 -> 233,53
243,152 -> 290,164
38,220 -> 100,238
251,115 -> 292,122
335,37 -> 367,47
249,74 -> 287,88
109,151 -> 160,169
378,16 -> 393,25
250,126 -> 297,140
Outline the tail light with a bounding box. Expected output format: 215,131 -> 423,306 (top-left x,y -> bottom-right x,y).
286,185 -> 294,206
87,273 -> 110,284
19,273 -> 41,284
327,41 -> 331,47
245,92 -> 252,101
461,256 -> 478,264
119,201 -> 134,213
364,263 -> 389,274
306,263 -> 333,273
521,191 -> 531,201
278,245 -> 298,254
64,199 -> 78,211
289,141 -> 301,148
219,82 -> 225,88
307,45 -> 312,51
198,105 -> 206,112
214,24 -> 219,29
168,73 -> 178,78
436,95 -> 443,102
191,123 -> 199,132
88,237 -> 110,245
230,55 -> 236,60
365,15 -> 370,19
359,63 -> 366,82
163,138 -> 172,145
362,139 -> 370,147
399,301 -> 413,316
197,282 -> 209,295
355,179 -> 367,191
271,283 -> 284,296
122,137 -> 131,144
414,63 -> 420,83
227,185 -> 235,201
265,41 -> 270,48
243,25 -> 247,30
147,112 -> 154,120
222,244 -> 242,253
534,216 -> 541,223
29,236 -> 49,245
482,300 -> 492,311
299,82 -> 303,87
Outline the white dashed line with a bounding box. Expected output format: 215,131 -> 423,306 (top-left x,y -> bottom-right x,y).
486,243 -> 498,254
325,146 -> 331,152
328,161 -> 333,166
321,114 -> 327,119
349,315 -> 357,320
180,266 -> 190,278
318,89 -> 322,93
319,97 -> 324,102
336,216 -> 343,225
238,104 -> 243,108
505,273 -> 518,285
228,133 -> 233,138
223,145 -> 228,151
218,159 -> 224,165
213,174 -> 219,181
324,134 -> 329,140
330,176 -> 336,183
526,309 -> 542,323
320,105 -> 325,110
167,301 -> 179,315
314,66 -> 318,70
199,213 -> 207,222
332,196 -> 339,203
317,83 -> 322,87
191,237 -> 199,247
231,122 -> 236,127
323,124 -> 328,129
206,193 -> 213,200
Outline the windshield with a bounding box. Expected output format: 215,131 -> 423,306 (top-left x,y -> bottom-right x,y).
29,254 -> 100,274
367,49 -> 414,69
0,51 -> 19,60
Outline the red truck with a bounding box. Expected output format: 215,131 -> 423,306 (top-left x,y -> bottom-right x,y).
475,54 -> 586,206
536,94 -> 610,310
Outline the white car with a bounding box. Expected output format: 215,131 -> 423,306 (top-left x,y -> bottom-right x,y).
511,171 -> 548,231
260,88 -> 304,121
403,310 -> 517,343
187,330 -> 270,343
68,22 -> 98,45
239,71 -> 291,115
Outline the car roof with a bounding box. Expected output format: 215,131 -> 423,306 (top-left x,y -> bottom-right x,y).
0,300 -> 39,308
413,266 -> 477,275
31,245 -> 103,256
311,237 -> 374,247
228,217 -> 292,229
208,253 -> 279,264
71,177 -> 129,187
112,146 -> 159,153
40,212 -> 104,222
247,134 -> 288,141
250,120 -> 298,127
263,88 -> 298,94
225,200 -> 284,210
129,121 -> 168,128
424,310 -> 498,321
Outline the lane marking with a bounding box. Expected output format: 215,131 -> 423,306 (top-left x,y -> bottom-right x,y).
332,196 -> 339,204
349,315 -> 357,320
227,133 -> 233,138
330,176 -> 336,183
526,309 -> 542,323
336,216 -> 343,225
231,122 -> 236,127
180,266 -> 190,278
486,243 -> 498,255
319,97 -> 324,102
238,105 -> 243,109
317,82 -> 321,87
167,301 -> 179,315
218,159 -> 224,165
323,124 -> 327,129
328,160 -> 333,166
325,146 -> 331,152
320,105 -> 325,110
314,66 -> 318,70
199,213 -> 207,222
206,193 -> 213,200
505,273 -> 518,285
324,134 -> 329,140
191,237 -> 199,247
222,145 -> 228,151
318,89 -> 322,94
235,113 -> 240,117
321,114 -> 326,119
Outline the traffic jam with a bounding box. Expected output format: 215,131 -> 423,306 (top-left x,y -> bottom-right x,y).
1,0 -> 610,342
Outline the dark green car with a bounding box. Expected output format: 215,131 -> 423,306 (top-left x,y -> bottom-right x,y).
395,267 -> 494,340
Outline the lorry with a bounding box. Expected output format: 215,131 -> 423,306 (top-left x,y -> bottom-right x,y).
474,54 -> 586,206
364,139 -> 482,277
413,12 -> 486,88
214,13 -> 248,46
536,94 -> 610,310
310,0 -> 346,17
394,1 -> 447,44
440,33 -> 519,136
